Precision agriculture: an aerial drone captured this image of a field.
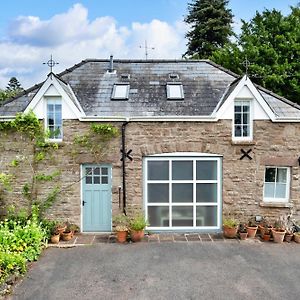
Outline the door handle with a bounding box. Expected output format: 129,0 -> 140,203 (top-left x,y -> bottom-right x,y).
82,200 -> 86,206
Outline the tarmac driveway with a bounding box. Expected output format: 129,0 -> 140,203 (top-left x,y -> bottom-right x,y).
11,241 -> 300,300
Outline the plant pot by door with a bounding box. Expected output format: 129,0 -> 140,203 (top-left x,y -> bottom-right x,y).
246,226 -> 258,238
223,226 -> 238,238
50,234 -> 60,244
62,231 -> 73,241
239,232 -> 248,240
131,230 -> 144,242
272,230 -> 286,243
116,231 -> 128,243
284,233 -> 293,243
293,233 -> 300,243
263,234 -> 271,242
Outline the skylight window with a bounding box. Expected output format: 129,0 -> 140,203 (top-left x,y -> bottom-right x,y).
167,83 -> 184,100
111,84 -> 129,100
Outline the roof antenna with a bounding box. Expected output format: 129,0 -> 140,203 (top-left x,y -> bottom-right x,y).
139,40 -> 155,60
43,54 -> 59,79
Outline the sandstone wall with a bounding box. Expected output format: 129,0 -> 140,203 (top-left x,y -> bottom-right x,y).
1,119 -> 300,226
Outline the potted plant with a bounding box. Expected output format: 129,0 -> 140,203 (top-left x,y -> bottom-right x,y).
294,232 -> 300,243
50,226 -> 60,244
272,219 -> 286,243
246,218 -> 258,238
262,227 -> 271,241
238,223 -> 248,240
61,223 -> 74,241
223,218 -> 238,238
69,223 -> 80,237
56,222 -> 67,236
284,225 -> 294,243
113,214 -> 129,243
129,213 -> 148,242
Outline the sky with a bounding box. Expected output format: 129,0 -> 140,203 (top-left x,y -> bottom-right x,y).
0,0 -> 298,89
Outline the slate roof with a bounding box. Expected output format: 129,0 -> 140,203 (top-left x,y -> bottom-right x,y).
0,59 -> 299,119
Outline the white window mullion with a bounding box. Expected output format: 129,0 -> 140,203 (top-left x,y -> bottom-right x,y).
169,159 -> 172,228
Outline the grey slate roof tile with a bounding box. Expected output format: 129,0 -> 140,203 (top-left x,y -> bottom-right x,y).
1,59 -> 300,119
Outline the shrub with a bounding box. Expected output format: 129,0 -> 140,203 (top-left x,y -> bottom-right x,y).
129,214 -> 148,231
223,218 -> 238,228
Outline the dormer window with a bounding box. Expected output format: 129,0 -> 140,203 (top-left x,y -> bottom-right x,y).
111,84 -> 129,100
46,98 -> 62,140
233,100 -> 252,140
167,83 -> 184,100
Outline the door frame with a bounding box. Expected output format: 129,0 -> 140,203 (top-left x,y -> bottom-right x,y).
80,164 -> 112,233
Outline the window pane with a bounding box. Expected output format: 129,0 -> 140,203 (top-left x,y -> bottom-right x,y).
172,207 -> 193,226
86,168 -> 92,176
264,182 -> 275,198
275,183 -> 286,198
114,85 -> 128,98
148,206 -> 169,227
168,85 -> 183,99
47,104 -> 54,112
243,125 -> 249,136
55,104 -> 62,112
172,183 -> 193,203
94,167 -> 100,175
235,125 -> 241,137
235,113 -> 242,124
172,161 -> 193,180
55,113 -> 61,125
277,169 -> 287,183
196,183 -> 217,203
48,117 -> 54,125
243,113 -> 249,124
196,206 -> 217,226
148,183 -> 169,203
101,167 -> 108,175
196,161 -> 217,180
265,168 -> 276,182
148,161 -> 169,180
93,176 -> 100,184
234,105 -> 241,113
101,176 -> 108,184
243,105 -> 249,113
86,176 -> 92,184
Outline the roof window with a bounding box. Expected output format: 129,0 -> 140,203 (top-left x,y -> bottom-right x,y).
111,84 -> 129,100
169,73 -> 179,80
166,83 -> 184,100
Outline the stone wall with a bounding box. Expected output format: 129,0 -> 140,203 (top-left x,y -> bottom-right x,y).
1,119 -> 300,227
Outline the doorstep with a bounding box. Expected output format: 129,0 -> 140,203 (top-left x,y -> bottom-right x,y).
47,233 -> 248,247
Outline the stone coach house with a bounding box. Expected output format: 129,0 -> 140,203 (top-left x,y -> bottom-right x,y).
1,58 -> 300,232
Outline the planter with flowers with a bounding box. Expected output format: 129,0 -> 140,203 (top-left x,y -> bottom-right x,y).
113,214 -> 129,243
223,218 -> 238,238
129,213 -> 149,242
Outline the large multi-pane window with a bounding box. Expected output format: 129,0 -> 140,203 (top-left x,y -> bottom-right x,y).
144,156 -> 221,230
234,100 -> 251,139
47,98 -> 62,140
264,167 -> 290,202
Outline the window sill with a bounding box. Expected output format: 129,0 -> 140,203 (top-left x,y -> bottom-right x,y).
259,202 -> 292,208
231,140 -> 256,146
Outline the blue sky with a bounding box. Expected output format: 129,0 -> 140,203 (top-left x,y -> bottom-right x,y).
0,0 -> 298,88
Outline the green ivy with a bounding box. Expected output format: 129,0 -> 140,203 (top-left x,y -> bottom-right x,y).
0,173 -> 12,191
90,123 -> 119,138
35,171 -> 60,181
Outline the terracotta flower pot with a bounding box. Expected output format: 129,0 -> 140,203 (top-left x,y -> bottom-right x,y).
294,233 -> 300,243
246,226 -> 258,238
272,229 -> 286,243
131,230 -> 144,242
223,226 -> 238,238
263,234 -> 271,242
239,232 -> 248,240
50,234 -> 60,244
116,231 -> 128,243
284,233 -> 293,243
61,231 -> 73,241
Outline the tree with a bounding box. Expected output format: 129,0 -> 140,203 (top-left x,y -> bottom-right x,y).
212,6 -> 300,103
0,77 -> 24,104
184,0 -> 234,58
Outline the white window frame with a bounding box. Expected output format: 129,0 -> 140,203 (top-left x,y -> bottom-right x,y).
166,83 -> 184,100
111,83 -> 129,100
263,166 -> 290,203
232,99 -> 252,141
45,97 -> 63,141
144,155 -> 222,231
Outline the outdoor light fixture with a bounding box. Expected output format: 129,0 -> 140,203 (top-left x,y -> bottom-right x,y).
255,215 -> 262,222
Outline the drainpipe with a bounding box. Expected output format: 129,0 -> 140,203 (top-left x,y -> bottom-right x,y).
121,120 -> 129,215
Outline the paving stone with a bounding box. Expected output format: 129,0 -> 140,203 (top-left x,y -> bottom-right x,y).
148,234 -> 159,243
159,234 -> 174,242
75,235 -> 95,244
186,234 -> 200,242
210,233 -> 225,241
200,234 -> 211,241
173,234 -> 187,242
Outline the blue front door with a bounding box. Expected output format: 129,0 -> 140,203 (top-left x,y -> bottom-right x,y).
82,164 -> 112,232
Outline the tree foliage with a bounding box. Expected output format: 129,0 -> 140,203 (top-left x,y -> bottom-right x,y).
212,6 -> 300,103
0,77 -> 24,103
184,0 -> 234,58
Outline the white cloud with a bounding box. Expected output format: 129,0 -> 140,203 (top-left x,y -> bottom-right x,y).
0,3 -> 187,89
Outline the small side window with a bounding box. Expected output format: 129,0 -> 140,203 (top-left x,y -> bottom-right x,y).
263,167 -> 290,202
47,98 -> 62,140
